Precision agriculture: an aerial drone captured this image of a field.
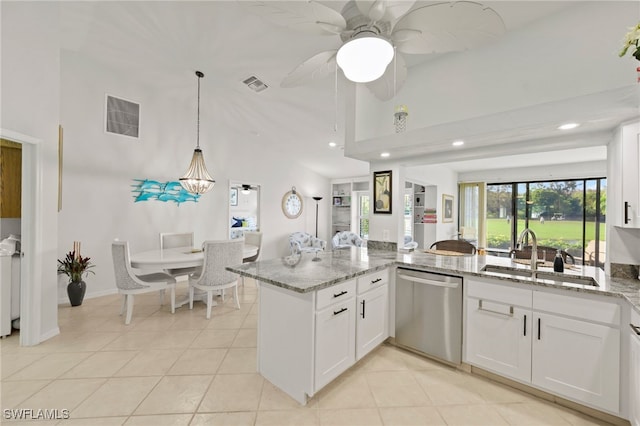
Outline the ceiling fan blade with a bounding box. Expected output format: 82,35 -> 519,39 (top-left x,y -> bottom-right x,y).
356,1 -> 416,22
393,1 -> 505,54
365,53 -> 407,101
243,1 -> 346,35
281,50 -> 338,88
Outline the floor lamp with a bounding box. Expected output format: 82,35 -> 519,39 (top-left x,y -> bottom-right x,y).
313,196 -> 323,238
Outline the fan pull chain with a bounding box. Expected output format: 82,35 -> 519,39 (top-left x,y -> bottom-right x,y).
334,60 -> 338,133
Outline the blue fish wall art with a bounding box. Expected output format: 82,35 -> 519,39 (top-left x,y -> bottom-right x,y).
131,179 -> 200,205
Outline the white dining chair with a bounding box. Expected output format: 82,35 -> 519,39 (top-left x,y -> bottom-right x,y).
159,232 -> 199,279
188,239 -> 243,319
111,240 -> 176,325
160,232 -> 193,250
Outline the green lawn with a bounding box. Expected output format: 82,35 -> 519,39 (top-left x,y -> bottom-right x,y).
487,218 -> 605,249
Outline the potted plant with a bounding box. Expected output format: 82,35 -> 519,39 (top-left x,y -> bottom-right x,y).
57,249 -> 95,306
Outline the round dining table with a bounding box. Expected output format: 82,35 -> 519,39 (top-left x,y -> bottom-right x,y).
129,244 -> 259,308
130,244 -> 259,270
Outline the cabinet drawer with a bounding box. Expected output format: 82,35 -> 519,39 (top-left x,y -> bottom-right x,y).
467,278 -> 532,308
357,269 -> 388,294
316,279 -> 356,310
533,291 -> 620,325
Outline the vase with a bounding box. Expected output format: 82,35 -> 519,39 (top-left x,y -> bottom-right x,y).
67,280 -> 86,306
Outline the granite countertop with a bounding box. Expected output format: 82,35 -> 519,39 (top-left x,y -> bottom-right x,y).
227,248 -> 640,314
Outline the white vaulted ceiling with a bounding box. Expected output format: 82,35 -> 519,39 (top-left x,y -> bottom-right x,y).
59,1 -> 640,177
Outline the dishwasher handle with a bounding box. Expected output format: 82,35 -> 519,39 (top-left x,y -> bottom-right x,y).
397,273 -> 460,289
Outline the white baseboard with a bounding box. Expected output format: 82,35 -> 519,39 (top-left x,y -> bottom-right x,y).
57,288 -> 118,305
39,326 -> 60,343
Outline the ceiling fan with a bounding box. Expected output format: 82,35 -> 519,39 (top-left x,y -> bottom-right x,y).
245,1 -> 506,101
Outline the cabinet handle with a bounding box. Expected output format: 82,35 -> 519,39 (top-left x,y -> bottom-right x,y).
625,201 -> 630,224
371,278 -> 382,284
538,318 -> 541,340
333,290 -> 348,298
361,299 -> 366,318
524,314 -> 527,336
333,307 -> 347,316
478,300 -> 513,317
631,323 -> 640,335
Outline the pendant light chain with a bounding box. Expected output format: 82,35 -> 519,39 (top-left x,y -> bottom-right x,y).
179,70 -> 215,195
196,70 -> 203,149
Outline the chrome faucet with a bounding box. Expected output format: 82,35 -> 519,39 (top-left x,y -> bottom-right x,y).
516,228 -> 538,274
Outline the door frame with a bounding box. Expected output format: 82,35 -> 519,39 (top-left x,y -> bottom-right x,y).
0,128 -> 43,346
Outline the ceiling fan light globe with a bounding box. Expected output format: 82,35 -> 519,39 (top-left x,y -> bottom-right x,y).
336,36 -> 394,83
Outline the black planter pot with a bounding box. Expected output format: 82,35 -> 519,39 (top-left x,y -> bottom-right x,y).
67,280 -> 86,306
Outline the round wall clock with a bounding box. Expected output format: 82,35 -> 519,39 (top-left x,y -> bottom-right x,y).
282,187 -> 303,219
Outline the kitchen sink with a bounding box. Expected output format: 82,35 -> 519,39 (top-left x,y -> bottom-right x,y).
481,264 -> 599,287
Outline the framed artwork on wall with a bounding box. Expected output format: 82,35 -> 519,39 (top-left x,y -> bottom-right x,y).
373,170 -> 392,214
442,194 -> 454,223
230,188 -> 238,206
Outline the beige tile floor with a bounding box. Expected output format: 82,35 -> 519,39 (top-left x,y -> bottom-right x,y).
0,280 -> 614,425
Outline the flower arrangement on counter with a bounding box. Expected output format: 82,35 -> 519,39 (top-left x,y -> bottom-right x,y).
619,22 -> 640,60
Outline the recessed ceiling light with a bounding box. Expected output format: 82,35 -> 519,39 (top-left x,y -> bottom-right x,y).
380,152 -> 390,158
328,141 -> 337,148
452,140 -> 464,146
558,123 -> 580,130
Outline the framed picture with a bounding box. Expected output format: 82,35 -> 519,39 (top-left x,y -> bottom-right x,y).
373,170 -> 392,214
442,194 -> 454,223
333,197 -> 342,206
230,188 -> 238,206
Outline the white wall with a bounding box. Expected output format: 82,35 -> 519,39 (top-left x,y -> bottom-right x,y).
1,2 -> 61,342
354,1 -> 635,142
458,161 -> 607,183
58,51 -> 330,301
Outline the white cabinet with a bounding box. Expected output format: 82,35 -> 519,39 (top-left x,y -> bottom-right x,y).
465,278 -> 621,414
465,279 -> 532,382
257,269 -> 389,404
315,297 -> 356,390
629,309 -> 640,426
0,255 -> 12,337
356,269 -> 389,360
620,122 -> 640,228
532,312 -> 620,412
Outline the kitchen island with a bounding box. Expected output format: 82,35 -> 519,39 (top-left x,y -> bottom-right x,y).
227,247 -> 640,414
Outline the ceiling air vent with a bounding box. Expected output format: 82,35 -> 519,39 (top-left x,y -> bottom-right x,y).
105,94 -> 140,138
242,76 -> 268,93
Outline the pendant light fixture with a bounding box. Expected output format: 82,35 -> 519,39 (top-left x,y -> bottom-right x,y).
179,70 -> 215,195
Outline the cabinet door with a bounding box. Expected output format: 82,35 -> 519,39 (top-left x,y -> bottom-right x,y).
356,284 -> 388,360
532,313 -> 620,413
621,123 -> 640,227
630,324 -> 640,426
315,298 -> 356,391
465,297 -> 532,382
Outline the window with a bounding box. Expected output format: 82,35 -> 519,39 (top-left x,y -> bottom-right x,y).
356,192 -> 370,239
485,178 -> 606,267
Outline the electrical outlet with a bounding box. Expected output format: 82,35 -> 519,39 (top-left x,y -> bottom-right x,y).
382,230 -> 390,241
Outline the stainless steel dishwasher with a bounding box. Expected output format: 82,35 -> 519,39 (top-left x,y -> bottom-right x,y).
395,268 -> 463,365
